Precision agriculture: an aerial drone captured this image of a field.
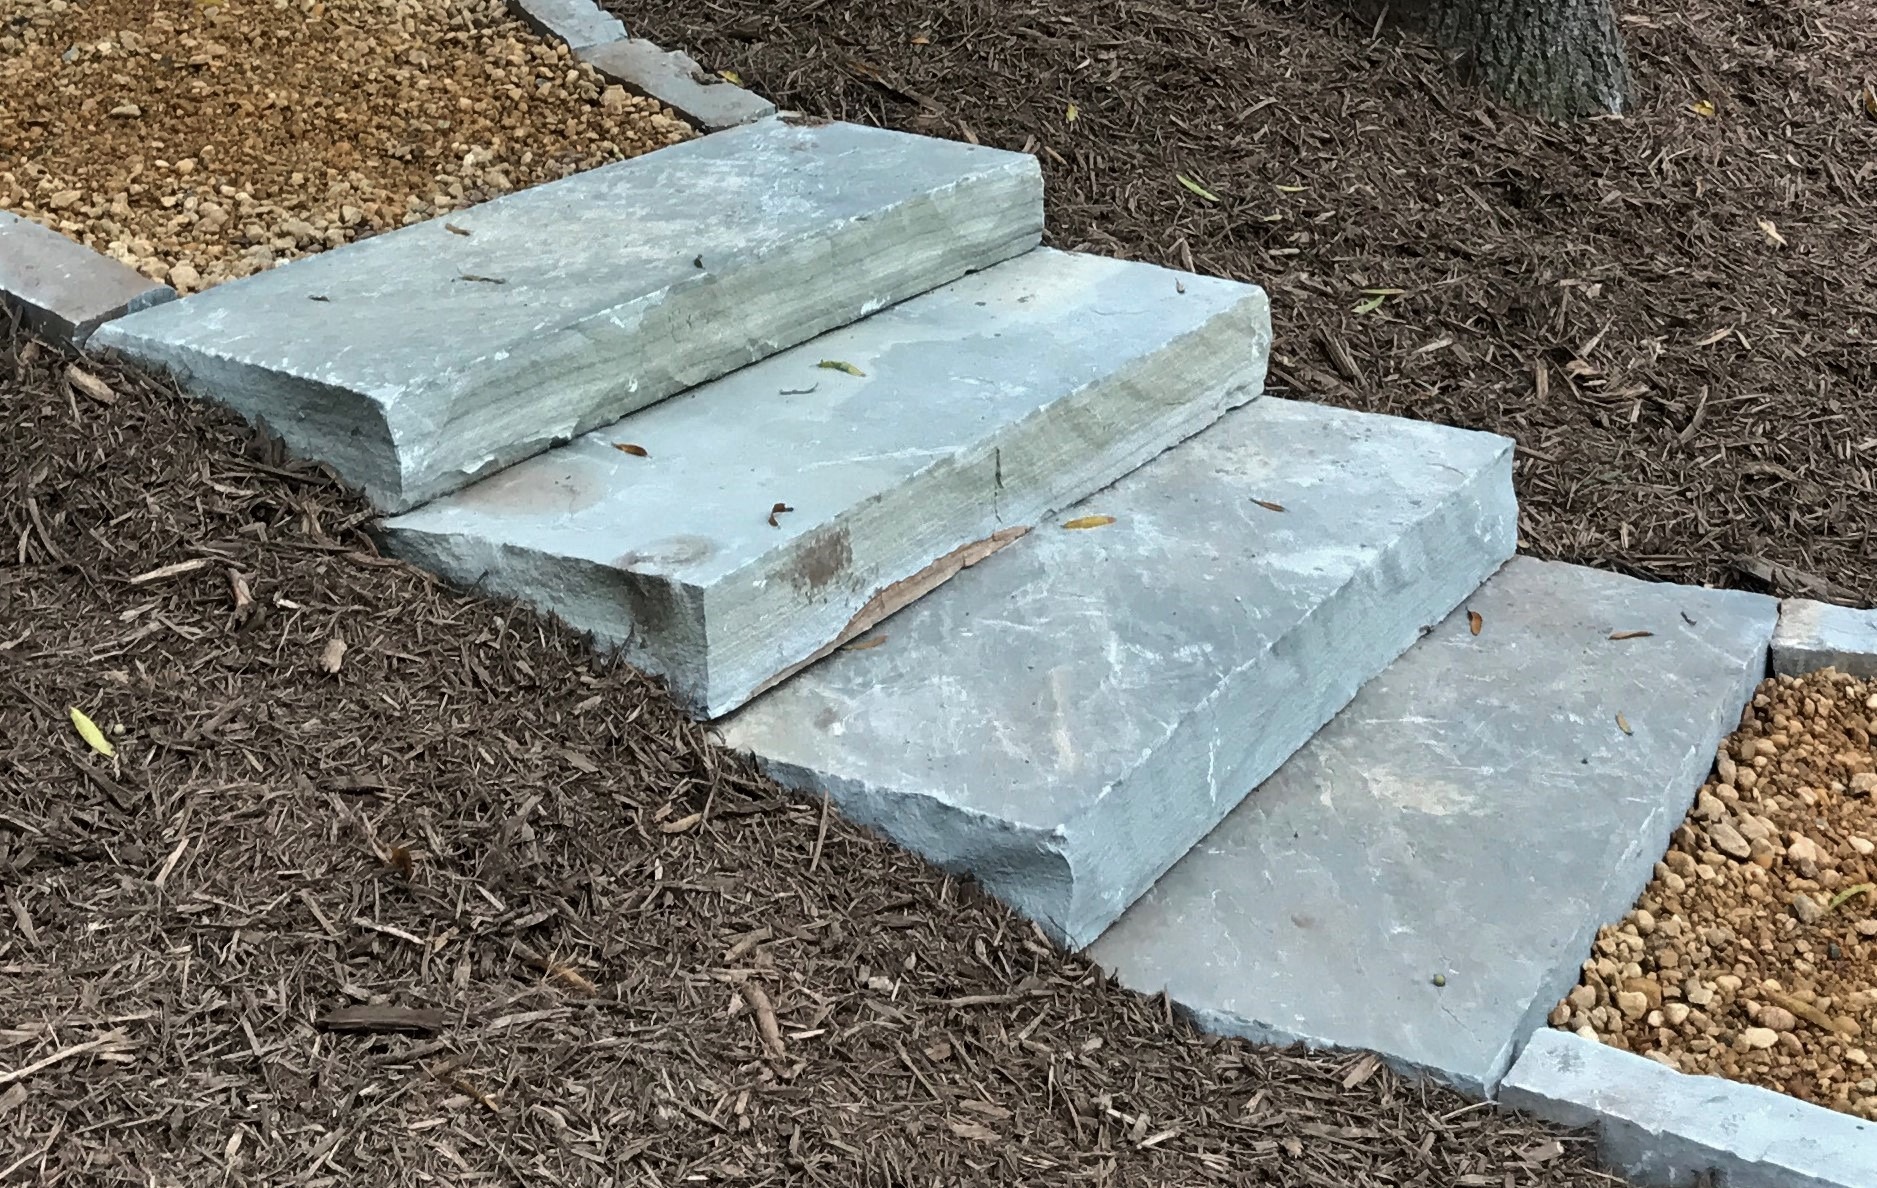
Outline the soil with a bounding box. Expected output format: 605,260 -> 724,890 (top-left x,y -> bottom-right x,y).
1552,668 -> 1877,1120
0,0 -> 691,293
618,0 -> 1877,606
0,312 -> 1619,1183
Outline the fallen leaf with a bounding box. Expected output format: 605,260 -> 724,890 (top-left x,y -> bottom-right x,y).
388,844 -> 415,879
1616,712 -> 1633,735
817,359 -> 866,377
947,1120 -> 999,1142
661,812 -> 703,834
1828,884 -> 1875,912
1519,1139 -> 1565,1164
1694,326 -> 1734,347
718,69 -> 744,85
767,502 -> 794,528
1274,184 -> 1307,193
1340,1053 -> 1380,1088
1864,87 -> 1877,117
613,443 -> 649,457
319,637 -> 347,674
1253,499 -> 1287,513
70,706 -> 115,757
1467,610 -> 1482,636
1062,514 -> 1116,530
458,273 -> 505,284
66,366 -> 116,404
1351,294 -> 1387,315
842,636 -> 888,651
1608,630 -> 1654,641
1689,98 -> 1717,117
444,223 -> 471,236
1757,218 -> 1786,247
1176,173 -> 1221,202
1066,102 -> 1079,122
910,34 -> 930,45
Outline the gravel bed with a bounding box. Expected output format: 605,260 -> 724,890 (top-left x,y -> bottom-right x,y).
0,0 -> 691,292
1552,668 -> 1877,1120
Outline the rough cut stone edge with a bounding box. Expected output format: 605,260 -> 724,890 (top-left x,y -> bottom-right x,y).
507,0 -> 773,130
1501,1028 -> 1877,1188
1771,598 -> 1877,679
577,39 -> 776,131
507,0 -> 625,51
0,212 -> 174,350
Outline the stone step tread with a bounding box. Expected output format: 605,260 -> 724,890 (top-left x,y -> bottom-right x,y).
382,248 -> 1271,717
92,119 -> 1043,512
1088,556 -> 1777,1096
721,398 -> 1518,949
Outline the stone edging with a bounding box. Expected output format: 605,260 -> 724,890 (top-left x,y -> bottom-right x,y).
1773,598 -> 1877,680
508,0 -> 776,131
1503,1029 -> 1877,1188
0,211 -> 175,350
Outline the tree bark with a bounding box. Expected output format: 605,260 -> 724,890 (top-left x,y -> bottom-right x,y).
1414,0 -> 1634,119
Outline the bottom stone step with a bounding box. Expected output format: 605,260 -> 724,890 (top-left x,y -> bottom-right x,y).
1088,557 -> 1777,1096
722,398 -> 1517,950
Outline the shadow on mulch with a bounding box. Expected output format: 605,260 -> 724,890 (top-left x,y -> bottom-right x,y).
622,0 -> 1877,604
0,318 -> 1616,1182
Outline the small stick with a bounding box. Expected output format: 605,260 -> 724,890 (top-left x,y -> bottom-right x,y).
742,982 -> 786,1058
807,791 -> 831,874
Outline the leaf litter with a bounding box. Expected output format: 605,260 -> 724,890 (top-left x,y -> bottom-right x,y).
0,307 -> 1617,1183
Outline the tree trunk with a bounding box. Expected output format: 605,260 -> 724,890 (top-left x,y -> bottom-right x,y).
1416,0 -> 1634,119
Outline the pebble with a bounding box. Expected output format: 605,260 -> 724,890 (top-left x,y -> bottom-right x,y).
1791,894 -> 1826,925
1852,836 -> 1875,855
1759,1006 -> 1799,1031
1853,772 -> 1877,796
1707,819 -> 1752,859
1616,991 -> 1650,1020
1742,1027 -> 1780,1050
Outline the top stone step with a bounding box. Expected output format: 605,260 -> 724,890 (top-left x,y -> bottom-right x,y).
91,119 -> 1044,512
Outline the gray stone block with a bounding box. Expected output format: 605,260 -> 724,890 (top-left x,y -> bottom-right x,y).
1772,598 -> 1877,678
0,211 -> 174,349
508,0 -> 625,50
579,39 -> 776,130
1090,557 -> 1777,1096
382,249 -> 1271,717
91,120 -> 1043,512
1502,1028 -> 1877,1188
721,399 -> 1518,949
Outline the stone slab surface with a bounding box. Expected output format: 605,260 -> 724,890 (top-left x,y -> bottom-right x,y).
722,399 -> 1518,949
579,39 -> 776,130
1503,1028 -> 1877,1188
0,211 -> 174,348
1772,598 -> 1877,678
92,119 -> 1043,512
382,249 -> 1271,717
1090,557 -> 1778,1096
508,0 -> 625,49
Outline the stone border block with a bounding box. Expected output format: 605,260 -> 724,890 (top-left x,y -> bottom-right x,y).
1501,1028 -> 1877,1188
578,39 -> 776,130
0,212 -> 174,349
1772,598 -> 1877,679
507,0 -> 625,51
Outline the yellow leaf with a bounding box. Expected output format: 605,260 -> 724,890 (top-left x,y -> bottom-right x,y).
1062,515 -> 1116,530
70,706 -> 115,757
1066,102 -> 1079,122
1757,219 -> 1786,247
817,359 -> 866,377
1616,712 -> 1633,735
718,69 -> 744,86
1688,99 -> 1716,117
1176,174 -> 1221,202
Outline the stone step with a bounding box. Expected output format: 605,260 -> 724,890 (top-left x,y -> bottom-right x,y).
1088,557 -> 1777,1096
91,119 -> 1043,512
721,398 -> 1518,949
381,249 -> 1272,717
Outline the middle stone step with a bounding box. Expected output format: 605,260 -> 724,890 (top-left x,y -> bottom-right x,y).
381,249 -> 1272,716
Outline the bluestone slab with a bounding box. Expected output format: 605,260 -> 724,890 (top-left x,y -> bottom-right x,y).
579,39 -> 776,130
722,399 -> 1518,949
1502,1028 -> 1877,1188
1090,557 -> 1778,1096
508,0 -> 625,50
1772,598 -> 1877,678
91,120 -> 1043,512
0,211 -> 174,348
381,249 -> 1271,717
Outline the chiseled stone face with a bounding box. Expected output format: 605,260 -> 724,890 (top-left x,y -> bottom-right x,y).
1091,556 -> 1776,1097
1773,598 -> 1877,679
723,398 -> 1521,951
382,249 -> 1272,717
0,210 -> 174,348
92,119 -> 1043,512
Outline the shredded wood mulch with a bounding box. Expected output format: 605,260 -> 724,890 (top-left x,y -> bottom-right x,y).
621,0 -> 1877,604
0,319 -> 1617,1182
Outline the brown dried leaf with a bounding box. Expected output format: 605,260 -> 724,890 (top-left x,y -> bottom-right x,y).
444,223 -> 471,235
660,811 -> 703,834
388,844 -> 415,879
1616,712 -> 1633,735
767,502 -> 793,528
1609,630 -> 1654,641
841,636 -> 888,652
1467,610 -> 1483,636
613,443 -> 649,457
1063,514 -> 1116,530
1253,499 -> 1286,513
66,365 -> 117,405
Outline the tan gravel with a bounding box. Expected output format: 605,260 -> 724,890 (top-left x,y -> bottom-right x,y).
1550,667 -> 1877,1119
0,0 -> 692,292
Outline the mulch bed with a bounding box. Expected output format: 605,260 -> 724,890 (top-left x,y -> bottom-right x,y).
0,314 -> 1617,1182
618,0 -> 1877,605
